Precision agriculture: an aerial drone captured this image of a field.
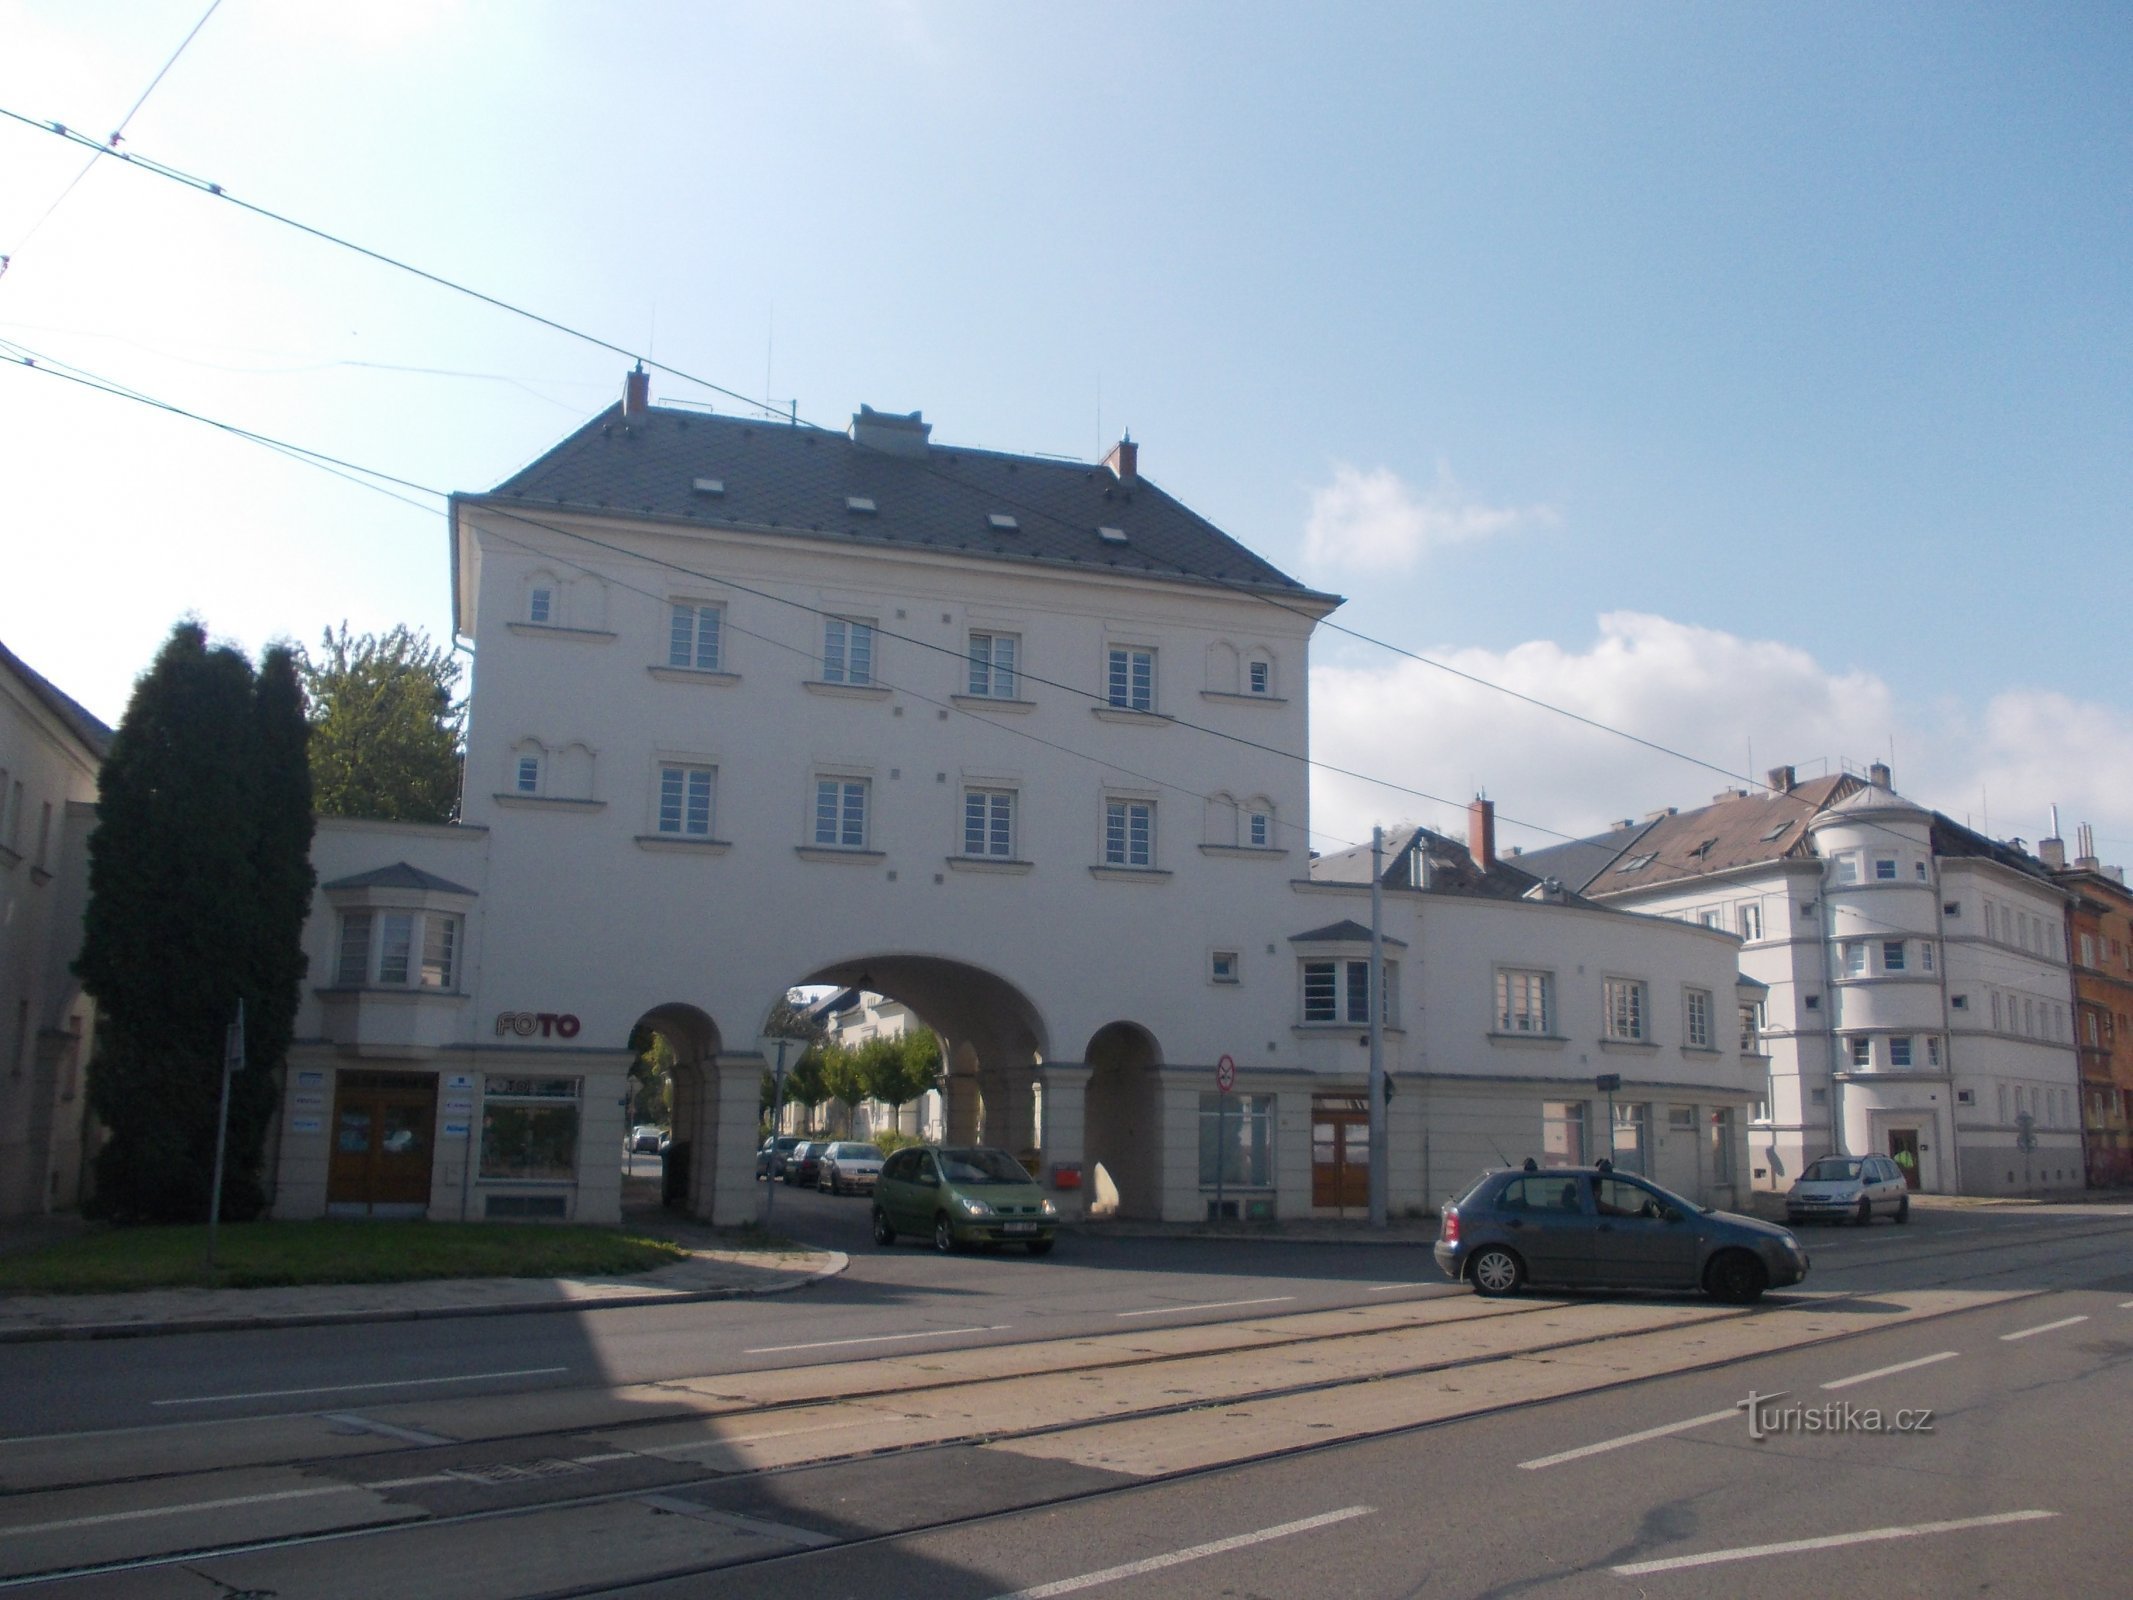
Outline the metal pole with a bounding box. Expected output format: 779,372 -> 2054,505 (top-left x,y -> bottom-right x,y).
1368,827 -> 1387,1229
1215,1088 -> 1227,1224
207,1000 -> 242,1273
764,1037 -> 788,1227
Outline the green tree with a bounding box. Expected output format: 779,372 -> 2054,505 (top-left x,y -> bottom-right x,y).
863,1029 -> 941,1136
820,1042 -> 870,1137
759,990 -> 828,1126
77,622 -> 316,1222
626,1025 -> 675,1125
299,623 -> 463,823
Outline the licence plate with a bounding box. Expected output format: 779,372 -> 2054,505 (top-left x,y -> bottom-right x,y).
1001,1222 -> 1037,1235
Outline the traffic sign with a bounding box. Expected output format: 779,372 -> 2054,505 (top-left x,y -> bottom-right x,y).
1215,1054 -> 1236,1093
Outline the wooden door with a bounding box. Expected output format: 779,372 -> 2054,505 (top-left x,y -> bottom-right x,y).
1312,1098 -> 1370,1211
328,1071 -> 439,1213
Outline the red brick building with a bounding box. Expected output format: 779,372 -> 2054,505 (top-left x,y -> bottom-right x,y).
2049,826 -> 2133,1187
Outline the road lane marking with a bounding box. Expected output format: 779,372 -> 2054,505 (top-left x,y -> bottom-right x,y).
1820,1351 -> 1959,1391
1611,1510 -> 2057,1576
744,1326 -> 1000,1354
1,1484 -> 364,1537
1368,1284 -> 1429,1293
321,1412 -> 456,1446
2000,1315 -> 2089,1342
153,1367 -> 568,1406
981,1505 -> 1375,1599
1518,1410 -> 1737,1470
2120,1300 -> 2133,1309
1115,1296 -> 1295,1319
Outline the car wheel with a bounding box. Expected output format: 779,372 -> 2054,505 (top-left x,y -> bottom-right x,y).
1705,1250 -> 1768,1304
872,1207 -> 897,1247
1468,1246 -> 1523,1297
1856,1196 -> 1873,1227
1895,1194 -> 1910,1224
1027,1238 -> 1054,1257
933,1214 -> 958,1254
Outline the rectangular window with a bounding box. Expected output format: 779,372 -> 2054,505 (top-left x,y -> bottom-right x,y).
336,912 -> 373,987
823,617 -> 875,685
962,788 -> 1014,858
967,632 -> 1019,698
1248,659 -> 1271,696
658,764 -> 716,836
667,602 -> 723,670
1301,958 -> 1387,1024
420,915 -> 458,989
1198,1093 -> 1274,1187
1302,960 -> 1338,1022
1738,901 -> 1763,941
1685,988 -> 1713,1049
1829,854 -> 1859,884
1890,1036 -> 1913,1068
515,755 -> 540,794
1920,942 -> 1935,973
1926,1036 -> 1941,1068
1842,941 -> 1867,977
2082,933 -> 2097,967
479,1075 -> 581,1182
1883,940 -> 1907,972
814,778 -> 869,848
1608,1102 -> 1649,1175
1106,646 -> 1154,711
1541,1101 -> 1586,1167
1874,855 -> 1898,881
528,587 -> 553,624
1248,808 -> 1271,848
1915,860 -> 1929,880
376,912 -> 415,985
1104,799 -> 1153,867
1603,978 -> 1646,1041
1211,950 -> 1239,984
1496,969 -> 1553,1034
1851,1036 -> 1872,1067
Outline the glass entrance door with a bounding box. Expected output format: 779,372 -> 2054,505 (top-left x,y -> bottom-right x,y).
327,1071 -> 439,1215
1312,1096 -> 1370,1212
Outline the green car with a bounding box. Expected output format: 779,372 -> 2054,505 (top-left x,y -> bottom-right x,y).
873,1144 -> 1059,1255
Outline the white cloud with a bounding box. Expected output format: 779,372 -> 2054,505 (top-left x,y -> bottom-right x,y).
1306,612 -> 2133,869
1302,462 -> 1557,576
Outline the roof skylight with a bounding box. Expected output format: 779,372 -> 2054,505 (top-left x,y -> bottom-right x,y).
1098,525 -> 1128,544
1615,852 -> 1658,873
846,496 -> 877,514
988,513 -> 1019,531
691,477 -> 725,496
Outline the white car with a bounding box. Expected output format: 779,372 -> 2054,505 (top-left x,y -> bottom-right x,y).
816,1141 -> 886,1195
1785,1154 -> 1910,1225
627,1125 -> 666,1154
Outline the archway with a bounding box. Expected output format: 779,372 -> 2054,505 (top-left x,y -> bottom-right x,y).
628,1003 -> 721,1215
1084,1021 -> 1163,1219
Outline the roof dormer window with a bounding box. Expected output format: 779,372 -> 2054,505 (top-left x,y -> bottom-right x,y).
988,513 -> 1019,531
846,496 -> 877,515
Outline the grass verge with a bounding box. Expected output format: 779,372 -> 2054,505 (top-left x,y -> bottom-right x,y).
0,1220 -> 690,1294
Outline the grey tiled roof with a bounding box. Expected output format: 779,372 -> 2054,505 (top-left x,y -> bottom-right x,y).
1507,821 -> 1660,895
1310,824 -> 1607,907
470,405 -> 1334,602
1289,918 -> 1408,948
0,637 -> 111,759
321,862 -> 478,896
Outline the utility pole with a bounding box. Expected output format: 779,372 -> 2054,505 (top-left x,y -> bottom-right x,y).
1368,827 -> 1387,1228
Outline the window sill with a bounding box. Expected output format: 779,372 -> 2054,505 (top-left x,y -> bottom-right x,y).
491,793 -> 606,813
1090,706 -> 1173,725
950,693 -> 1037,714
647,666 -> 741,687
1291,1022 -> 1406,1038
1485,1031 -> 1569,1048
794,846 -> 887,864
804,680 -> 892,701
506,622 -> 616,642
946,855 -> 1034,875
635,835 -> 733,854
1199,690 -> 1288,707
1681,1044 -> 1723,1057
1198,844 -> 1288,860
1088,864 -> 1173,883
1597,1037 -> 1660,1053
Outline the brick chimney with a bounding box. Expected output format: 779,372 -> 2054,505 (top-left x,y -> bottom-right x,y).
1868,761 -> 1892,789
623,363 -> 649,418
1767,765 -> 1796,793
1468,795 -> 1496,872
1103,431 -> 1138,487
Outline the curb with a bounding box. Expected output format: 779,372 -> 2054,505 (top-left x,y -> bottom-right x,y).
0,1248 -> 848,1345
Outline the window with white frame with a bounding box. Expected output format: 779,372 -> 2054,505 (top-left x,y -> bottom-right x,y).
667,602 -> 724,671
1541,1101 -> 1586,1166
1829,853 -> 1859,884
1920,941 -> 1935,973
1608,1102 -> 1649,1175
1106,646 -> 1155,712
1198,1093 -> 1274,1187
514,753 -> 542,795
966,631 -> 1019,698
1247,805 -> 1272,848
334,908 -> 462,990
1850,1036 -> 1872,1067
1301,957 -> 1395,1025
1926,1036 -> 1941,1067
1247,657 -> 1272,696
1842,941 -> 1867,977
822,617 -> 875,685
1496,969 -> 1553,1034
1738,901 -> 1763,941
657,763 -> 716,836
1210,950 -> 1240,984
1883,940 -> 1907,972
1104,798 -> 1154,867
1603,978 -> 1647,1041
962,788 -> 1015,858
528,584 -> 555,625
814,777 -> 869,849
1873,854 -> 1898,881
1685,987 -> 1713,1049
1890,1036 -> 1914,1068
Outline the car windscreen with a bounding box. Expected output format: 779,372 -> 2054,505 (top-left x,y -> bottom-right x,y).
1801,1158 -> 1862,1181
840,1145 -> 883,1160
940,1147 -> 1032,1184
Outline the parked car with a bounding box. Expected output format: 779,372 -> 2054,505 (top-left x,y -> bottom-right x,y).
816,1141 -> 885,1195
783,1141 -> 826,1187
1432,1160 -> 1809,1304
872,1144 -> 1058,1254
626,1125 -> 666,1154
757,1135 -> 804,1180
1786,1154 -> 1911,1226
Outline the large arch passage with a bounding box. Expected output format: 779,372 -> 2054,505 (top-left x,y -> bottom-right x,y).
1084,1021 -> 1163,1219
628,1003 -> 721,1216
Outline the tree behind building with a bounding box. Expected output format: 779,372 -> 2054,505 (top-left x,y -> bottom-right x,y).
300,623 -> 463,823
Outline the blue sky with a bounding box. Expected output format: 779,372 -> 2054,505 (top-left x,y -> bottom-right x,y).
3,3 -> 2127,860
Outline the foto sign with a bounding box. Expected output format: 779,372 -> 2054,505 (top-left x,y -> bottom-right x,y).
1215,1053 -> 1236,1094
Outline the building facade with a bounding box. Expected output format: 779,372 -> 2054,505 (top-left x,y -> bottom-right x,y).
2047,824 -> 2133,1186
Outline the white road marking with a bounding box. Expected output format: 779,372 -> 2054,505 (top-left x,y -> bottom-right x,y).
1820,1351 -> 1959,1391
1368,1283 -> 1428,1293
2120,1300 -> 2133,1309
1611,1510 -> 2057,1576
321,1412 -> 456,1446
1115,1296 -> 1295,1319
1518,1409 -> 1738,1470
153,1367 -> 566,1406
744,1325 -> 1000,1354
981,1506 -> 1375,1599
1999,1315 -> 2089,1342
1,1484 -> 363,1537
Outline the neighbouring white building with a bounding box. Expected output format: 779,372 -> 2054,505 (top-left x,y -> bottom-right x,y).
1518,763 -> 2084,1196
0,640 -> 107,1219
798,988 -> 944,1142
269,373 -> 1769,1226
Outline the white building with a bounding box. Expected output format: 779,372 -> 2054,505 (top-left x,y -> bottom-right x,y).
270,374 -> 1767,1226
0,641 -> 107,1219
1518,763 -> 2083,1196
803,988 -> 944,1141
